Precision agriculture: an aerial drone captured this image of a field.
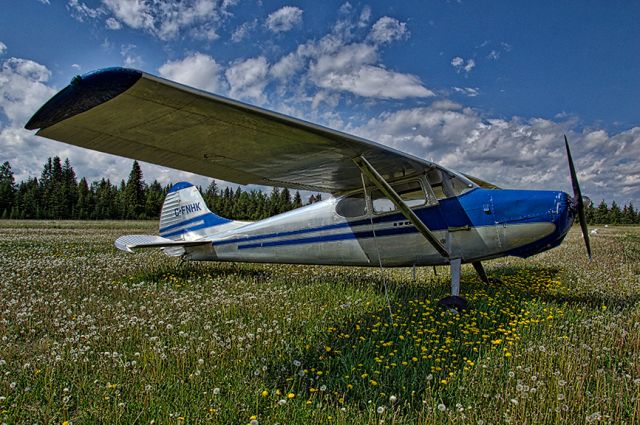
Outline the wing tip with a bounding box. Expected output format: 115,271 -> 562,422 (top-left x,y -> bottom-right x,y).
25,67 -> 143,131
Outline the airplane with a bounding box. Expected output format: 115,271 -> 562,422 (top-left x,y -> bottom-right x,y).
25,67 -> 592,310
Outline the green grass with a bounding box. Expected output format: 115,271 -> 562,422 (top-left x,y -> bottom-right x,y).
1,221 -> 639,424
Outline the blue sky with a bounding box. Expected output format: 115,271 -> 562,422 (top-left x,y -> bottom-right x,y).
1,1 -> 639,205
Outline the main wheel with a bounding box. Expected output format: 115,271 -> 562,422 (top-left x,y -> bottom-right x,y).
437,295 -> 470,312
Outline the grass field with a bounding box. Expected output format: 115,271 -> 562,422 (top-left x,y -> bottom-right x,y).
1,220 -> 639,424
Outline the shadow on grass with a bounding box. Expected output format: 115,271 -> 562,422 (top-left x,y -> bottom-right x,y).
260,265 -> 612,415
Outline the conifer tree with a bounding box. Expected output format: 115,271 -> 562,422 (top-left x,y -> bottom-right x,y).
125,161 -> 146,219
0,161 -> 16,218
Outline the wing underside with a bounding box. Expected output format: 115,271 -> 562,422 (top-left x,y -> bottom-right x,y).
26,68 -> 437,194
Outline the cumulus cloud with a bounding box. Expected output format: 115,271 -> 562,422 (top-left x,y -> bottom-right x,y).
368,17 -> 408,44
67,0 -> 103,21
349,102 -> 640,203
225,56 -> 270,102
120,44 -> 143,68
95,0 -> 235,40
231,19 -> 257,43
0,58 -> 54,124
105,17 -> 121,30
0,42 -> 6,55
453,87 -> 479,97
158,53 -> 227,93
265,6 -> 303,33
451,56 -> 475,74
307,42 -> 433,99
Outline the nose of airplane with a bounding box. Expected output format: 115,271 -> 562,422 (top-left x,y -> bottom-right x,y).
556,191 -> 576,237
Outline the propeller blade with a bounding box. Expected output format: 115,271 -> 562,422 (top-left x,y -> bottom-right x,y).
564,135 -> 592,260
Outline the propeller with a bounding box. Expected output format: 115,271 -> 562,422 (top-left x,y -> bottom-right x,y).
564,135 -> 592,260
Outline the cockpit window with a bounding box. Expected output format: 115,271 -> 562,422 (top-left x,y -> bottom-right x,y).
335,192 -> 367,217
426,168 -> 474,199
371,180 -> 426,214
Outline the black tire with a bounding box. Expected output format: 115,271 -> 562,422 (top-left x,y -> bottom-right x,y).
437,295 -> 470,311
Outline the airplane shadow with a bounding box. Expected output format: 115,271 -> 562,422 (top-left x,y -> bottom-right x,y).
260,264 -> 639,415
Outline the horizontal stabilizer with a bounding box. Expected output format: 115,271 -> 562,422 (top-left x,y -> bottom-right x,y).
115,234 -> 210,255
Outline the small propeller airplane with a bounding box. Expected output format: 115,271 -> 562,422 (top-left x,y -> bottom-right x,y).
25,68 -> 592,309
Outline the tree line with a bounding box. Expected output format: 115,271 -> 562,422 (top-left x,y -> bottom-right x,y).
0,157 -> 638,224
0,158 -> 319,221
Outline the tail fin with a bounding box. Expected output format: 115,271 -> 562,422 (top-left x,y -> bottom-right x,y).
159,182 -> 231,241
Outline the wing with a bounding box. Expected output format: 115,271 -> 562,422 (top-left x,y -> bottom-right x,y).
26,68 -> 437,194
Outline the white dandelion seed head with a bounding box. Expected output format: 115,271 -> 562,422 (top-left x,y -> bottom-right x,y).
278,399 -> 287,406
213,387 -> 220,395
389,395 -> 397,403
293,360 -> 301,367
437,403 -> 446,411
377,406 -> 385,414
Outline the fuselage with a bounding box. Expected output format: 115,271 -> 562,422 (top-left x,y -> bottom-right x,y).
180,187 -> 575,267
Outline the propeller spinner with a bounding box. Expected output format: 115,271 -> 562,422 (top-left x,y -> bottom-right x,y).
564,135 -> 592,260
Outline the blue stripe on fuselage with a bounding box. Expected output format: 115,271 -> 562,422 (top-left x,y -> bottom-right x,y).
215,188 -> 568,254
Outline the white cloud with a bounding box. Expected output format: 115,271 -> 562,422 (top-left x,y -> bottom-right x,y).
98,0 -> 234,40
158,53 -> 227,93
231,19 -> 257,43
313,64 -> 434,99
67,0 -> 103,21
308,43 -> 433,99
349,103 -> 640,203
451,56 -> 475,74
120,44 -> 143,68
225,56 -> 270,102
368,17 -> 408,44
271,49 -> 305,81
453,86 -> 479,97
0,57 -> 54,125
105,17 -> 121,30
358,5 -> 371,27
265,6 -> 303,33
102,0 -> 154,31
0,42 -> 6,56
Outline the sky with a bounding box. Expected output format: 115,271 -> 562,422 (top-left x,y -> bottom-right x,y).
1,0 -> 639,205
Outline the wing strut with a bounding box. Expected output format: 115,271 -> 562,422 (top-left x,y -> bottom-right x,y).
353,156 -> 450,258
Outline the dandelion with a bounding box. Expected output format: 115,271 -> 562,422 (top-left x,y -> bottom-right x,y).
260,390 -> 268,397
287,392 -> 295,399
278,399 -> 287,406
293,360 -> 301,367
437,403 -> 446,411
389,395 -> 397,404
213,387 -> 220,395
377,406 -> 385,414
510,398 -> 519,405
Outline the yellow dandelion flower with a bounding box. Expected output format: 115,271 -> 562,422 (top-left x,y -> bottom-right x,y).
261,390 -> 268,397
287,392 -> 295,399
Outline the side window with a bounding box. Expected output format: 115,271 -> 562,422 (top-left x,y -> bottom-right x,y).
427,168 -> 474,199
336,193 -> 367,217
371,180 -> 426,214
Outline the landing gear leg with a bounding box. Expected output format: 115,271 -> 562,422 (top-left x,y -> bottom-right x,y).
472,261 -> 502,284
437,258 -> 469,311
